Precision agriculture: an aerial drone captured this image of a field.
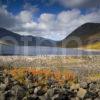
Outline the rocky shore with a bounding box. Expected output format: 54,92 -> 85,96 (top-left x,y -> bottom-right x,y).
0,56 -> 100,100
0,68 -> 100,100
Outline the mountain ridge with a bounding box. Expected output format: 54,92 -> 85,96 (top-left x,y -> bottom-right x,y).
0,27 -> 57,46
58,23 -> 100,49
0,22 -> 100,49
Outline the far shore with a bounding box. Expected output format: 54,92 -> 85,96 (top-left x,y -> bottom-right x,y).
78,48 -> 100,52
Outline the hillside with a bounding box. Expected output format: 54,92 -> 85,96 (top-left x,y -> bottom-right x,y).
0,28 -> 57,46
58,23 -> 100,49
0,23 -> 100,50
85,42 -> 100,50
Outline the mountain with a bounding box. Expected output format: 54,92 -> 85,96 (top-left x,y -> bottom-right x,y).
58,23 -> 100,49
0,27 -> 57,47
0,23 -> 100,49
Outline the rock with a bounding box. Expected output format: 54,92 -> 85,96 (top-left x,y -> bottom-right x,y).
70,84 -> 80,91
98,91 -> 100,97
39,95 -> 46,100
0,91 -> 5,100
45,88 -> 54,100
25,95 -> 40,100
51,94 -> 59,100
34,86 -> 41,94
27,82 -> 35,89
0,83 -> 6,92
89,82 -> 96,90
94,98 -> 100,100
80,82 -> 88,89
85,91 -> 98,99
71,97 -> 79,100
85,98 -> 92,100
77,88 -> 87,99
11,84 -> 26,100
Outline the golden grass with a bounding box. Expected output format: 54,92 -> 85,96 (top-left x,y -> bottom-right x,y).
9,68 -> 76,84
85,42 -> 100,50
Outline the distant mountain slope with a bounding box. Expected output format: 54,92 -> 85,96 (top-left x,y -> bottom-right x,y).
0,28 -> 57,46
0,28 -> 21,45
58,23 -> 100,49
0,23 -> 100,49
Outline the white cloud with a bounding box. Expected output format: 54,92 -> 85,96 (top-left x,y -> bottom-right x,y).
15,9 -> 100,40
0,5 -> 100,40
38,13 -> 56,31
39,13 -> 55,22
23,22 -> 37,29
56,9 -> 81,30
16,10 -> 33,23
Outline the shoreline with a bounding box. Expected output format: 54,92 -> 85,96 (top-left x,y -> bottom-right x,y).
78,48 -> 100,52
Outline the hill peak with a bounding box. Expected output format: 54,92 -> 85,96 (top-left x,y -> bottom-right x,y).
59,23 -> 100,48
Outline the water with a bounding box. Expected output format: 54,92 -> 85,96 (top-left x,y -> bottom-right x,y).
0,44 -> 100,56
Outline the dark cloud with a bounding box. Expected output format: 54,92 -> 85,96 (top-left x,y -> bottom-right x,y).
39,0 -> 100,8
0,5 -> 18,28
58,0 -> 100,8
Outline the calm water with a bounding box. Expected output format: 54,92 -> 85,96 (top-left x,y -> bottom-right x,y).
0,45 -> 100,56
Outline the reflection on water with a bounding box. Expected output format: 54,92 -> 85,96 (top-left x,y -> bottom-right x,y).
0,45 -> 100,56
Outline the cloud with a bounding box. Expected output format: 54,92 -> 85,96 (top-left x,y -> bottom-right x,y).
0,5 -> 18,28
0,5 -> 100,40
13,8 -> 100,40
58,0 -> 100,8
38,13 -> 56,30
16,10 -> 33,23
41,0 -> 100,8
23,3 -> 39,13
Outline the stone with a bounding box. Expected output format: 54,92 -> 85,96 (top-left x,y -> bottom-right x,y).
80,82 -> 88,89
70,84 -> 80,91
11,84 -> 26,100
51,94 -> 59,100
0,91 -> 5,100
39,96 -> 46,100
34,86 -> 41,94
77,88 -> 87,99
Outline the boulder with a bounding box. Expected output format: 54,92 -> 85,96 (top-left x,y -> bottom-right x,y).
70,84 -> 80,91
77,88 -> 87,99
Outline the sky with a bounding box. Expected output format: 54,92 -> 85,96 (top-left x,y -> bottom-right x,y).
0,0 -> 100,40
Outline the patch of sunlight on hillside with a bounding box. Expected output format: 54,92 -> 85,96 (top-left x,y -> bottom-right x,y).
86,42 -> 100,50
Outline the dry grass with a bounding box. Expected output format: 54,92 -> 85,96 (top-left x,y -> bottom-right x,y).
9,68 -> 76,84
85,42 -> 100,50
1,56 -> 100,83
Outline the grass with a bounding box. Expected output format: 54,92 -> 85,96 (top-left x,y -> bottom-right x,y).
86,74 -> 100,81
85,42 -> 100,50
1,56 -> 100,83
9,67 -> 76,84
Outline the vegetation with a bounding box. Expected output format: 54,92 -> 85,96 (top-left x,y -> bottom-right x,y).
0,56 -> 100,100
9,68 -> 76,84
86,73 -> 100,82
0,55 -> 99,83
85,42 -> 100,50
